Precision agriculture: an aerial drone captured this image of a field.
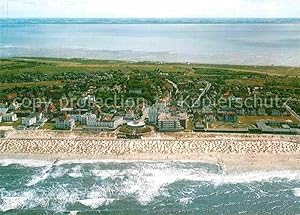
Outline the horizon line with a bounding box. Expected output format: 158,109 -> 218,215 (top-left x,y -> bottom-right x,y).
1,17 -> 300,19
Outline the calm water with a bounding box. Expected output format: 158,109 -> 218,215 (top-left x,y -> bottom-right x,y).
1,19 -> 300,213
0,160 -> 299,214
0,19 -> 300,65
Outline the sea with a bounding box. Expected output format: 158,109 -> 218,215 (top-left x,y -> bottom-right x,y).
0,18 -> 300,66
0,159 -> 299,214
1,18 -> 300,214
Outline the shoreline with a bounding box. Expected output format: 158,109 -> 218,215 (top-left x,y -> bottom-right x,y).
0,130 -> 299,171
1,152 -> 300,172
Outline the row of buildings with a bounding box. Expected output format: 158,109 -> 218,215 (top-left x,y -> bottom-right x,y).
202,107 -> 291,123
54,103 -> 189,132
253,121 -> 300,134
55,113 -> 125,131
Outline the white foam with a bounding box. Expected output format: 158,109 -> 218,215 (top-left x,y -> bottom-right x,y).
179,197 -> 193,205
0,191 -> 33,212
51,167 -> 68,178
68,166 -> 83,178
78,198 -> 114,209
0,197 -> 27,212
117,162 -> 300,204
2,160 -> 300,209
0,159 -> 51,167
201,170 -> 300,186
91,170 -> 120,180
26,163 -> 53,186
55,159 -> 159,166
293,188 -> 300,197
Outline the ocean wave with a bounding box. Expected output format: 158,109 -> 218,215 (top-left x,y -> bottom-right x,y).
51,166 -> 68,178
179,197 -> 193,205
78,198 -> 115,209
53,162 -> 300,205
26,163 -> 54,186
55,159 -> 162,166
67,166 -> 83,178
0,191 -> 34,212
1,161 -> 300,211
91,170 -> 121,180
0,159 -> 52,167
104,163 -> 300,204
0,197 -> 27,212
293,188 -> 300,197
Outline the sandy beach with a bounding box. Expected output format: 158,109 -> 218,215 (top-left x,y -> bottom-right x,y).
0,130 -> 299,171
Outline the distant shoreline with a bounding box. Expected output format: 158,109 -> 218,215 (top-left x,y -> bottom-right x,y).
1,18 -> 300,25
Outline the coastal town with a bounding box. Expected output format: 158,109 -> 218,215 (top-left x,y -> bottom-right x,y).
1,58 -> 300,138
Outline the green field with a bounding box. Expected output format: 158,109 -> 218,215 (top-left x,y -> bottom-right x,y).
1,57 -> 300,77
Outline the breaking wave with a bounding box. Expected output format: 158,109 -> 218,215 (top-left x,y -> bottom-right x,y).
293,188 -> 300,197
0,161 -> 300,213
0,159 -> 51,167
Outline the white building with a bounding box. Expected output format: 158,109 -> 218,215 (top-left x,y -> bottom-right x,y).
71,113 -> 96,125
158,113 -> 184,132
85,115 -> 123,130
2,113 -> 18,122
55,117 -> 75,130
148,106 -> 158,124
22,112 -> 43,127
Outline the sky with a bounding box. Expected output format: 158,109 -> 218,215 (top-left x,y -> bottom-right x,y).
0,0 -> 300,18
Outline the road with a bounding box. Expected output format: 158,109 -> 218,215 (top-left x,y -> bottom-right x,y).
192,81 -> 212,108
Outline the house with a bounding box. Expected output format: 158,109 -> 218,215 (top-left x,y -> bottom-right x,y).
158,113 -> 184,132
202,108 -> 215,122
236,109 -> 245,116
2,113 -> 18,122
270,109 -> 281,116
205,113 -> 215,122
55,117 -> 75,130
224,112 -> 238,123
22,112 -> 43,127
217,111 -> 226,121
